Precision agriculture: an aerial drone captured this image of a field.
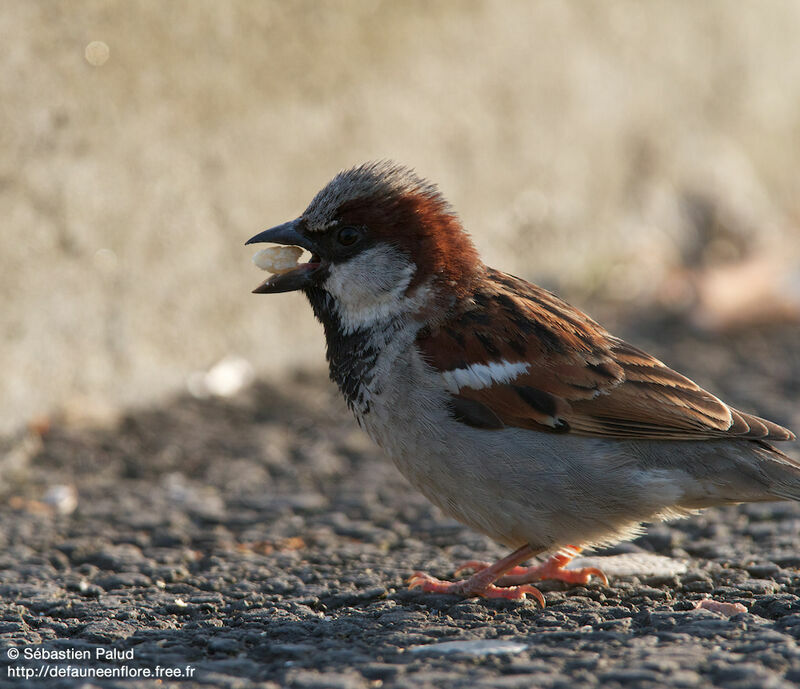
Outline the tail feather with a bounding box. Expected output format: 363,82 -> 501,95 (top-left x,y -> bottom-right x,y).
753,440 -> 800,502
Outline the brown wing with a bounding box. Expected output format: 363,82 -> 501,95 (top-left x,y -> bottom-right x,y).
419,269 -> 795,442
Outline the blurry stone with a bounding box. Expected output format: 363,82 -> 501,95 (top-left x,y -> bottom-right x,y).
408,639 -> 529,656
641,137 -> 800,324
78,543 -> 146,570
0,430 -> 42,482
95,572 -> 152,590
208,636 -> 240,654
187,356 -> 254,398
688,255 -> 800,332
163,472 -> 225,518
27,415 -> 52,437
286,670 -> 367,689
569,553 -> 688,577
81,620 -> 137,643
58,395 -> 121,429
43,484 -> 78,515
7,496 -> 51,515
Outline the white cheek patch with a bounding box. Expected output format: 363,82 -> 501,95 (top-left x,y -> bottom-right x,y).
323,246 -> 418,333
441,361 -> 530,393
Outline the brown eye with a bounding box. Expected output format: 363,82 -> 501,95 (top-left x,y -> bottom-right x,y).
336,226 -> 360,246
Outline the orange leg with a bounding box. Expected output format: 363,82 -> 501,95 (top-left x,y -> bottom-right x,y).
408,544 -> 546,606
455,545 -> 608,587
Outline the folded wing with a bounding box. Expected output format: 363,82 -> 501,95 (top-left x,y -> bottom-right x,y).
418,269 -> 795,442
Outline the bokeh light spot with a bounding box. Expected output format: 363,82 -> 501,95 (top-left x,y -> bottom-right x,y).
85,41 -> 110,66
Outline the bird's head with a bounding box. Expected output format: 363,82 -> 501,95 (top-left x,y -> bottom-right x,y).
247,161 -> 482,331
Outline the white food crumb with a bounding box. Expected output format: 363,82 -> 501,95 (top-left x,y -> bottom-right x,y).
252,246 -> 304,274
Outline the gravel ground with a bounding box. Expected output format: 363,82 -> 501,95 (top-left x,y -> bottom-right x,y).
1,320 -> 799,689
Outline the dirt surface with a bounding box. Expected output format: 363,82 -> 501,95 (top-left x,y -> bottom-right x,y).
1,319 -> 799,688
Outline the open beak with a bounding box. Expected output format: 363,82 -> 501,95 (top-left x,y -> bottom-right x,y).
245,219 -> 322,294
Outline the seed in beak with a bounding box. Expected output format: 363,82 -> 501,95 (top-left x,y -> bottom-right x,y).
252,246 -> 304,274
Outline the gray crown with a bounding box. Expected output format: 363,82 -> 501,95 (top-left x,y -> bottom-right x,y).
302,161 -> 446,231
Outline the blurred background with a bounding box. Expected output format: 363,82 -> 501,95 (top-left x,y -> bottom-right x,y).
3,0 -> 800,436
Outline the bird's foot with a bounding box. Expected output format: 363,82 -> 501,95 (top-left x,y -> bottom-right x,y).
455,549 -> 608,587
408,571 -> 545,606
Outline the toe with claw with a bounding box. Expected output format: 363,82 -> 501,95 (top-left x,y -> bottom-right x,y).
454,547 -> 609,589
408,571 -> 546,606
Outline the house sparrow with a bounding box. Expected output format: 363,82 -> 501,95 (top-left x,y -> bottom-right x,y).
246,161 -> 798,606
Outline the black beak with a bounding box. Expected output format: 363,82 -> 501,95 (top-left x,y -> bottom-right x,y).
245,219 -> 316,253
245,219 -> 322,294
